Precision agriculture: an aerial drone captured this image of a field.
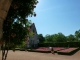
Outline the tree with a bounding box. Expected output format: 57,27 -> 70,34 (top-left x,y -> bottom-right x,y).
38,34 -> 45,43
75,29 -> 80,41
66,34 -> 76,42
45,34 -> 53,43
0,0 -> 38,60
57,33 -> 66,42
50,33 -> 66,43
44,33 -> 66,43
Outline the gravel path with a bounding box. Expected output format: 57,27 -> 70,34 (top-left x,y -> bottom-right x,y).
0,50 -> 80,60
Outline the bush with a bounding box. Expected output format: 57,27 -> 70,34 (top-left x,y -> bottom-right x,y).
38,42 -> 80,47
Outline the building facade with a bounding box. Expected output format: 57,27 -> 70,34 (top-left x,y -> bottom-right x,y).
26,23 -> 39,48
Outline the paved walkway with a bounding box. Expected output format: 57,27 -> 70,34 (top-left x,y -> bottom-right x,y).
0,50 -> 80,60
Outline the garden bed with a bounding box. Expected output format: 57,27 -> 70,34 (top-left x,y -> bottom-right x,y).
27,47 -> 51,53
57,47 -> 79,55
53,47 -> 66,52
33,47 -> 51,53
27,47 -> 66,53
27,47 -> 79,54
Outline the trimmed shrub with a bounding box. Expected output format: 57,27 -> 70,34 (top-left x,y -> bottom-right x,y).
38,42 -> 80,48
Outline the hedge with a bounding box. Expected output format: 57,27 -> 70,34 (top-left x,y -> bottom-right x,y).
38,42 -> 80,47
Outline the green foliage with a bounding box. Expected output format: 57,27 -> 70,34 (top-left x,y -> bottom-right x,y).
38,34 -> 45,43
9,0 -> 38,19
66,34 -> 76,42
17,41 -> 26,48
40,29 -> 80,48
38,42 -> 80,47
57,33 -> 67,42
44,31 -> 80,43
44,33 -> 67,43
75,29 -> 80,41
2,0 -> 38,50
29,31 -> 34,37
45,34 -> 53,43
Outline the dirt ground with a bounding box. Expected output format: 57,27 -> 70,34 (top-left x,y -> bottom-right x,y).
0,50 -> 80,60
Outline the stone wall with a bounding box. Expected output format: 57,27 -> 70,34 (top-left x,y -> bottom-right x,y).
0,0 -> 12,40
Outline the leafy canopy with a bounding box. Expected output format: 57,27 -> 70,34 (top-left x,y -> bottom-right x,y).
2,0 -> 38,48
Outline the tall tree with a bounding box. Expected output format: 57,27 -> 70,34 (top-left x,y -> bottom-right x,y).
44,33 -> 66,43
56,33 -> 66,42
45,34 -> 53,43
38,34 -> 45,43
0,0 -> 38,60
51,33 -> 66,42
51,34 -> 58,42
67,34 -> 76,42
75,29 -> 80,41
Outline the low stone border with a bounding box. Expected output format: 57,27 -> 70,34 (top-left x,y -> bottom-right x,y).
57,47 -> 79,55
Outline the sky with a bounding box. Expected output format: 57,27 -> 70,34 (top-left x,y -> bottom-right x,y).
28,0 -> 80,36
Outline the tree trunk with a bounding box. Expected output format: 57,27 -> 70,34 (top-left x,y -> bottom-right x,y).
2,44 -> 9,60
